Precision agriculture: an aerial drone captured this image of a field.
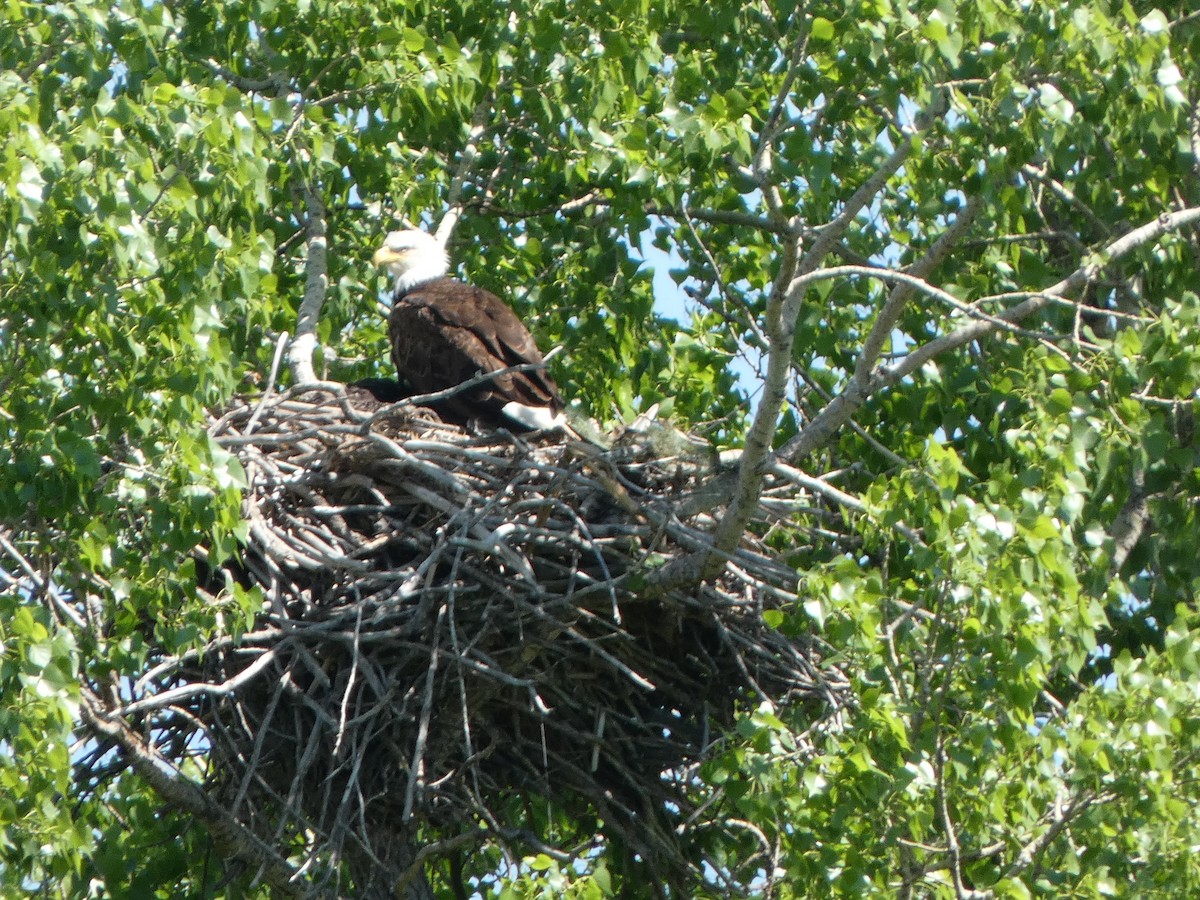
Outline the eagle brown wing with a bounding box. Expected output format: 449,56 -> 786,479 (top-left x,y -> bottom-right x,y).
388,277 -> 562,424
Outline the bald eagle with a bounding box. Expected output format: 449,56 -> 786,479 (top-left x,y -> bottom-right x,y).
372,230 -> 565,430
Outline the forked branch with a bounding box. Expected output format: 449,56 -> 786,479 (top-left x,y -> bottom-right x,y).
778,205 -> 1200,463
704,98 -> 947,579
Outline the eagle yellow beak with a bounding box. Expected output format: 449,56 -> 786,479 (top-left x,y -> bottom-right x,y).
372,245 -> 404,268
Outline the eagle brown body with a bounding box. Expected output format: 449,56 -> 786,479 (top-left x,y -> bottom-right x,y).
374,230 -> 564,430
389,277 -> 562,424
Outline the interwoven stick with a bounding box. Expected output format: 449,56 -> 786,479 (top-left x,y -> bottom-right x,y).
112,385 -> 851,892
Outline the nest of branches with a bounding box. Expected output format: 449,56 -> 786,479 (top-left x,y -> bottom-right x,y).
178,384 -> 841,894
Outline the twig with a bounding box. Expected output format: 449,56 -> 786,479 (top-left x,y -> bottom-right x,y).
118,648 -> 280,716
364,360 -> 557,429
248,332 -> 291,435
333,604 -> 364,758
403,602 -> 447,821
0,530 -> 86,629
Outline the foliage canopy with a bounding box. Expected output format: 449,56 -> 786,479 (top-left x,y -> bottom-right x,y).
2,0 -> 1200,896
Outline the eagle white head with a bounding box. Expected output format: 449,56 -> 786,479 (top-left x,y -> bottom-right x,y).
372,230 -> 450,294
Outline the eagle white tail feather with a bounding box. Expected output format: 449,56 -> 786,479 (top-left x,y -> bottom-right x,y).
501,401 -> 566,432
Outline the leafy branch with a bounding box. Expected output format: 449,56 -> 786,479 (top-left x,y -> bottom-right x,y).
777,205 -> 1200,463
705,97 -> 948,579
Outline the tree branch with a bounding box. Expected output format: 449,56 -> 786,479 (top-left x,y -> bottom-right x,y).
647,202 -> 792,234
855,194 -> 986,381
435,100 -> 492,247
199,57 -> 290,95
795,94 -> 947,279
701,229 -> 802,572
778,205 -> 1200,463
649,206 -> 1200,596
644,100 -> 949,592
479,191 -> 792,234
287,182 -> 328,385
791,263 -> 1055,342
767,459 -> 925,546
1001,789 -> 1110,881
79,689 -> 312,897
934,735 -> 989,900
1021,163 -> 1111,238
706,100 -> 945,569
1108,467 -> 1148,576
752,9 -> 811,222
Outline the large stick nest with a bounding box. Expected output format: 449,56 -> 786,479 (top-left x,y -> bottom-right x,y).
186,384 -> 843,893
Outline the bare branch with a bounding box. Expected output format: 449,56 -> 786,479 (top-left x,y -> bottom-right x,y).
0,530 -> 85,629
1002,789 -> 1111,881
200,57 -> 290,95
796,94 -> 947,278
704,230 -> 802,567
647,202 -> 792,234
117,648 -> 280,716
753,7 -> 811,222
855,194 -> 986,381
706,100 -> 945,569
792,263 -> 1055,342
1021,163 -> 1111,238
435,101 -> 493,247
895,205 -> 1200,378
778,205 -> 1200,464
643,101 -> 951,592
287,183 -> 328,385
766,460 -> 925,547
79,690 -> 311,898
677,200 -> 770,347
480,193 -> 791,234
